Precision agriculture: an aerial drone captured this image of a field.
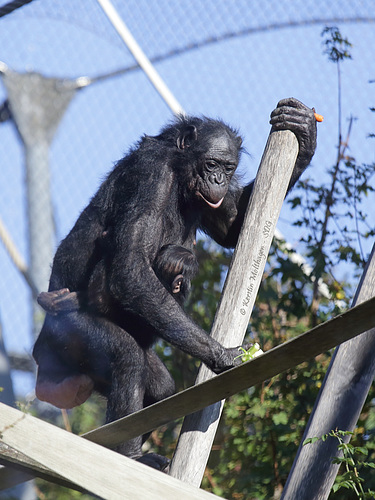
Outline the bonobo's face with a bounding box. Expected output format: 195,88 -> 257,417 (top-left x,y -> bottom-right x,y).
196,133 -> 239,209
172,118 -> 242,208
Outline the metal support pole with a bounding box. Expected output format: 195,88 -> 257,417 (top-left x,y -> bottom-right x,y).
96,0 -> 185,116
0,64 -> 77,336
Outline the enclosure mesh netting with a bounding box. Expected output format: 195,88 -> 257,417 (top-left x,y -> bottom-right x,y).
0,0 -> 374,397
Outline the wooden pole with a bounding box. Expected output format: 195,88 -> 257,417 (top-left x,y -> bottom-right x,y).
282,244 -> 375,500
169,129 -> 299,484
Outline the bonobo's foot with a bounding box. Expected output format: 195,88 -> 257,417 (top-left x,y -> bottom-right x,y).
136,453 -> 170,472
212,344 -> 253,374
37,288 -> 80,315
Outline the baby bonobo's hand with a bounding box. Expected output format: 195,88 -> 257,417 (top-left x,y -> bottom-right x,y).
212,344 -> 253,374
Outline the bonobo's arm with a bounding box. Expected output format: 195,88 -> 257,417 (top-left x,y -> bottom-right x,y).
107,217 -> 247,374
201,98 -> 317,248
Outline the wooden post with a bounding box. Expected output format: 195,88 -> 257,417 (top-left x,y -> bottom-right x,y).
281,244 -> 375,500
169,129 -> 299,484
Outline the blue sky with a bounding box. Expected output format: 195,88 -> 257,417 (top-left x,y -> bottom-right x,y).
0,0 -> 374,396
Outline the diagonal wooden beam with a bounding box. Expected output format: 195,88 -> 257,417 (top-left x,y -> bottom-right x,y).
0,442 -> 86,492
282,243 -> 375,499
83,296 -> 375,449
2,297 -> 374,491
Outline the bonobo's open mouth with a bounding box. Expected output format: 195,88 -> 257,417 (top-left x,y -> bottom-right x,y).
196,191 -> 224,208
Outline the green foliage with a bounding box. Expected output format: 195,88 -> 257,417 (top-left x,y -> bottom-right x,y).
322,27 -> 352,63
288,27 -> 375,322
304,430 -> 375,499
293,155 -> 375,272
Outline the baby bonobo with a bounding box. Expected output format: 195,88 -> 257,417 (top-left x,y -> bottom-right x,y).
38,243 -> 198,315
33,98 -> 317,470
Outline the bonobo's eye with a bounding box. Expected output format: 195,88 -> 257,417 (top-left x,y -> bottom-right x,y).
224,164 -> 236,175
205,161 -> 217,172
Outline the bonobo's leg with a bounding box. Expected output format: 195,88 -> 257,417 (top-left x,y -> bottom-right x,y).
140,350 -> 175,463
33,310 -> 117,409
105,333 -> 146,425
34,312 -> 169,468
105,337 -> 172,471
37,289 -> 81,316
144,349 -> 175,407
140,350 -> 175,471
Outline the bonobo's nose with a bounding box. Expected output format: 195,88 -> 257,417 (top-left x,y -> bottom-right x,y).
216,172 -> 224,184
209,173 -> 224,184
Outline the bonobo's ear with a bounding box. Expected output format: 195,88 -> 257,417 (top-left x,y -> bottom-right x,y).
171,274 -> 184,294
177,125 -> 198,150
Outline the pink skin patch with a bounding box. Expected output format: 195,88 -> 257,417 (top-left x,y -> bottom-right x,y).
196,192 -> 224,208
35,374 -> 94,409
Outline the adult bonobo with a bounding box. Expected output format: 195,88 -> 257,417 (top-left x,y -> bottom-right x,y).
33,98 -> 317,470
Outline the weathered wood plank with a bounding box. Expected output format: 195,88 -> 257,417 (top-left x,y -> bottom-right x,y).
0,441 -> 85,492
282,244 -> 375,500
83,296 -> 375,449
169,128 -> 299,483
0,403 -> 221,500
